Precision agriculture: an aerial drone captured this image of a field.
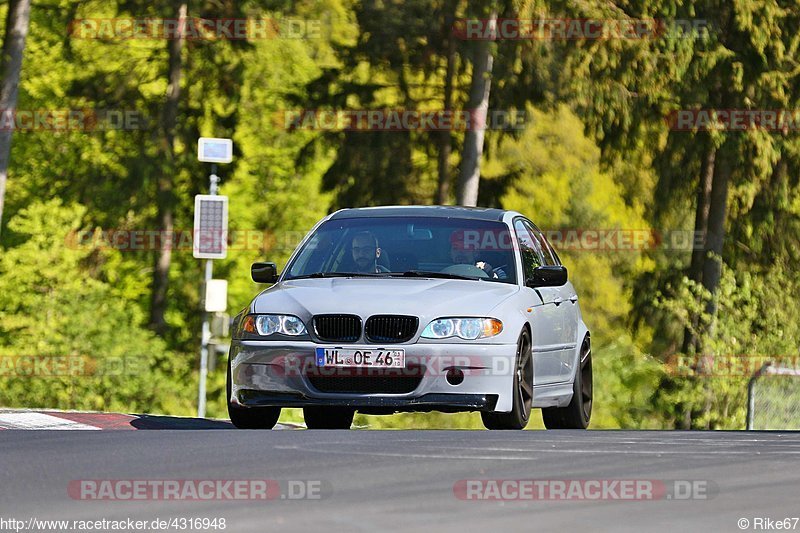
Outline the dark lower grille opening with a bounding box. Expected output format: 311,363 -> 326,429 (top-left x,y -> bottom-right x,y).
306,365 -> 424,394
313,314 -> 362,342
365,315 -> 419,343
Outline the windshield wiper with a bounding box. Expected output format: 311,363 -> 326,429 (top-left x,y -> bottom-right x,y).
290,271 -> 482,281
289,272 -> 388,280
394,270 -> 482,281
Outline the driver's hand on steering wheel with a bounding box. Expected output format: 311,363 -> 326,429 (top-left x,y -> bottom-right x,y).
476,261 -> 508,279
475,261 -> 493,274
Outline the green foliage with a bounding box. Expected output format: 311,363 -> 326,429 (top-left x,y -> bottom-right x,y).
0,200 -> 193,414
498,105 -> 651,338
494,105 -> 667,429
650,264 -> 800,429
591,336 -> 665,428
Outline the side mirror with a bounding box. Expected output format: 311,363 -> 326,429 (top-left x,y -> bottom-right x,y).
251,262 -> 278,284
526,265 -> 567,288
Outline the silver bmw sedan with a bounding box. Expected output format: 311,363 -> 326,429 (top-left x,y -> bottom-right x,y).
227,206 -> 592,430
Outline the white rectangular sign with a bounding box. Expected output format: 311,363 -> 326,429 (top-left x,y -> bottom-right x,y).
197,137 -> 233,164
204,279 -> 228,312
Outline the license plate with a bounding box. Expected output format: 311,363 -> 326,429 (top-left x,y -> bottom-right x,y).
315,347 -> 405,368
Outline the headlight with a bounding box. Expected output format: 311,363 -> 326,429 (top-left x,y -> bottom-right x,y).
281,315 -> 306,336
256,315 -> 281,335
241,314 -> 308,337
421,318 -> 502,340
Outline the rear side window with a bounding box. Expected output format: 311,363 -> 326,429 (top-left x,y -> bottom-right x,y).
513,219 -> 543,281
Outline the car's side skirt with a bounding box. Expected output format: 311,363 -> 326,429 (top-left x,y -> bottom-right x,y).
532,381 -> 574,408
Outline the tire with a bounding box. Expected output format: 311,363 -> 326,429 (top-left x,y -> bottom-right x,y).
303,407 -> 355,429
227,357 -> 281,429
481,329 -> 533,430
542,336 -> 592,429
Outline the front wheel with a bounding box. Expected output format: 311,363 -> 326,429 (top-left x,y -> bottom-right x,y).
481,329 -> 533,430
227,357 -> 281,429
542,336 -> 592,429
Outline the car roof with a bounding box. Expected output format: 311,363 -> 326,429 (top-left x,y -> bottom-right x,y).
328,205 -> 509,222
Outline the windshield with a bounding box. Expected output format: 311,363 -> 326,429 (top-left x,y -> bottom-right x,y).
285,217 -> 517,284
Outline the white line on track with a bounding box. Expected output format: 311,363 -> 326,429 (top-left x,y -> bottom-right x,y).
0,412 -> 100,430
273,444 -> 800,460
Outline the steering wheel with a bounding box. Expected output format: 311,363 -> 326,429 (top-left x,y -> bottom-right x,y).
440,264 -> 489,278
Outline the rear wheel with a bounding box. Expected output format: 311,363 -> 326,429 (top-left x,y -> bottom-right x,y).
303,407 -> 355,429
481,329 -> 533,430
542,336 -> 592,429
227,357 -> 281,429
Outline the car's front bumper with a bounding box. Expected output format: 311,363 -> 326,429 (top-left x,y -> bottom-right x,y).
229,340 -> 517,413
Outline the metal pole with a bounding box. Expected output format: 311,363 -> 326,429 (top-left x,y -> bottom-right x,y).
198,258 -> 212,418
197,164 -> 219,418
746,376 -> 756,431
209,164 -> 219,194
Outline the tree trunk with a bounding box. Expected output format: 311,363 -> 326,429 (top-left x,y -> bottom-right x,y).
149,2 -> 187,334
681,141 -> 716,353
762,156 -> 786,261
435,0 -> 459,205
698,139 -> 733,350
456,10 -> 496,207
0,0 -> 32,237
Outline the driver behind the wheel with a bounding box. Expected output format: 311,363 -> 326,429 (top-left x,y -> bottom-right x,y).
351,231 -> 390,273
449,230 -> 507,279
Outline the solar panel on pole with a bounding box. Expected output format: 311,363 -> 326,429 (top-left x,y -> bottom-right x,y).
193,194 -> 228,259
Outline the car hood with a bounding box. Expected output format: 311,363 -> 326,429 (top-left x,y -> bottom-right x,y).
251,277 -> 520,320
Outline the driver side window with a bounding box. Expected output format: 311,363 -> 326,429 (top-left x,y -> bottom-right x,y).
514,220 -> 543,282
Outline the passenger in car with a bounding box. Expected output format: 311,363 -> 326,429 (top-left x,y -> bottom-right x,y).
449,230 -> 507,279
351,231 -> 390,273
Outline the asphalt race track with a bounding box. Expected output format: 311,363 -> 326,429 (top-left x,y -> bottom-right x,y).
1,416 -> 799,533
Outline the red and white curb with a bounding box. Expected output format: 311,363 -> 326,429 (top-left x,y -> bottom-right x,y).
0,409 -> 302,430
0,412 -> 106,430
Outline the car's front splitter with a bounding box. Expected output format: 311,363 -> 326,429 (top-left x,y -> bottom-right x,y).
236,389 -> 499,414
